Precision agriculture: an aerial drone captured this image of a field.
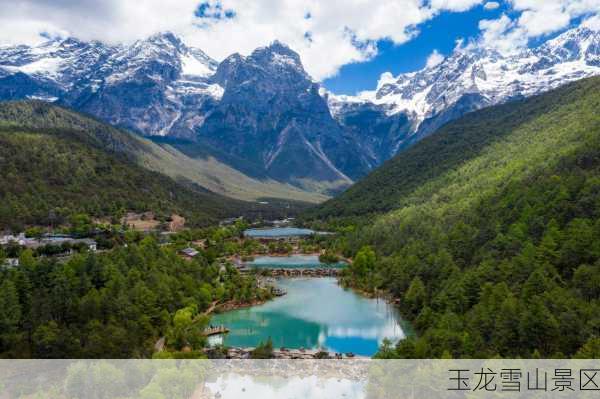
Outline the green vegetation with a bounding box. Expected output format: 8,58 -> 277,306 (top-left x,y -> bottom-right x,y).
0,100 -> 327,204
0,235 -> 268,358
0,101 -> 310,230
250,337 -> 274,359
0,126 -> 231,229
307,77 -> 600,358
318,250 -> 340,264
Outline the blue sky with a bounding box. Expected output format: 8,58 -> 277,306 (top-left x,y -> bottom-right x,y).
1,0 -> 599,96
323,3 -> 508,94
322,2 -> 598,95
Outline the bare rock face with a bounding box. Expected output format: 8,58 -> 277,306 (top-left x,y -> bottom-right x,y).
1,26 -> 599,192
200,41 -> 370,185
330,26 -> 600,159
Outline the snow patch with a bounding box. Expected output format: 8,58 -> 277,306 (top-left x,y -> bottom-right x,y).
17,57 -> 62,77
271,53 -> 300,69
181,54 -> 213,77
26,95 -> 59,102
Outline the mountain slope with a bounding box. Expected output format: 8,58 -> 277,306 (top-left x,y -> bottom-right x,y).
139,138 -> 329,203
1,25 -> 598,193
307,76 -> 600,219
307,76 -> 600,358
0,101 -> 298,229
329,25 -> 600,161
0,100 -> 325,204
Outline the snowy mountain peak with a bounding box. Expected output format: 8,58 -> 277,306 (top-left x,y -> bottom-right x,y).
326,24 -> 600,164
213,40 -> 310,90
341,24 -> 600,127
255,40 -> 299,59
1,26 -> 599,186
251,41 -> 306,74
145,31 -> 182,47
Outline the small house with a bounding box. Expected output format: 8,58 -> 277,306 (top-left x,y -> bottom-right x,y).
2,258 -> 19,268
180,247 -> 200,260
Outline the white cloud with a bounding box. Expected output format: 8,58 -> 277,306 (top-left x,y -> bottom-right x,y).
430,0 -> 486,12
582,14 -> 600,30
483,2 -> 500,10
477,1 -> 600,53
0,0 -> 487,81
478,14 -> 528,53
1,0 -> 596,83
425,49 -> 445,68
511,0 -> 600,36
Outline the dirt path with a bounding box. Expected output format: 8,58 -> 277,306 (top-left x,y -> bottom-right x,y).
202,300 -> 219,316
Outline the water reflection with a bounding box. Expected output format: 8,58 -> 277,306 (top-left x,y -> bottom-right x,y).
206,374 -> 366,399
247,255 -> 346,268
210,278 -> 410,356
244,227 -> 315,238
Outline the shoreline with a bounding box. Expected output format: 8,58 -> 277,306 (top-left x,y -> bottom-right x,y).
229,251 -> 352,263
213,297 -> 270,313
211,346 -> 369,360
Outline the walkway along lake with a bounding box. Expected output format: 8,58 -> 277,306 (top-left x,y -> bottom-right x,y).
243,227 -> 316,238
209,277 -> 412,357
245,254 -> 346,269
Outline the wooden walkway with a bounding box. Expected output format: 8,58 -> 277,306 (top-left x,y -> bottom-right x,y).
202,326 -> 229,336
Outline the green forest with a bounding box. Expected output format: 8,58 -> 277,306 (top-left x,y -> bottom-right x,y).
307,77 -> 600,358
0,233 -> 270,358
0,101 -> 305,230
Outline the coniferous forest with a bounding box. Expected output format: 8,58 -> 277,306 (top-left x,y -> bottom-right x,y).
0,231 -> 270,358
0,101 -> 307,230
1,77 -> 600,359
305,77 -> 600,358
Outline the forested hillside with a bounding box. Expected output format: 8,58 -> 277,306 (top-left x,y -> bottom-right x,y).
307,77 -> 600,220
0,101 -> 253,229
308,77 -> 600,358
0,235 -> 270,358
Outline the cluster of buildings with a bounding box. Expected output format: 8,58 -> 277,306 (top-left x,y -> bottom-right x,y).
0,233 -> 97,251
1,233 -> 98,268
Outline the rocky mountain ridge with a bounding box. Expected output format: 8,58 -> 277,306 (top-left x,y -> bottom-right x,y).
1,25 -> 599,193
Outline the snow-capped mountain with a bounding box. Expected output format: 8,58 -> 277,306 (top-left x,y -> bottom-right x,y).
0,25 -> 598,193
0,35 -> 370,191
197,41 -> 370,185
0,32 -> 221,136
329,25 -> 600,160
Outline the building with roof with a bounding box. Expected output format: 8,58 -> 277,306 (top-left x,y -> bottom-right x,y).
180,247 -> 200,260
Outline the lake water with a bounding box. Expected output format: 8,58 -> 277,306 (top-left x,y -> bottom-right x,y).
206,374 -> 365,399
244,227 -> 315,238
246,255 -> 346,269
209,277 -> 411,356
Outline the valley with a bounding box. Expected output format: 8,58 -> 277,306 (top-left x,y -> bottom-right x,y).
0,20 -> 600,362
305,76 -> 600,359
1,25 -> 598,198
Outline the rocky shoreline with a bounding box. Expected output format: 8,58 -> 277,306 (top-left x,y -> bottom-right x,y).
257,268 -> 342,277
207,346 -> 368,360
214,298 -> 269,313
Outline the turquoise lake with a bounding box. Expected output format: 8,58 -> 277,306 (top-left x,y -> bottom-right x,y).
244,227 -> 315,238
209,277 -> 411,356
245,255 -> 346,268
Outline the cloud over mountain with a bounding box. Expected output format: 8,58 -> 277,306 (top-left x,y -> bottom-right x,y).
0,0 -> 484,80
0,1 -> 598,81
